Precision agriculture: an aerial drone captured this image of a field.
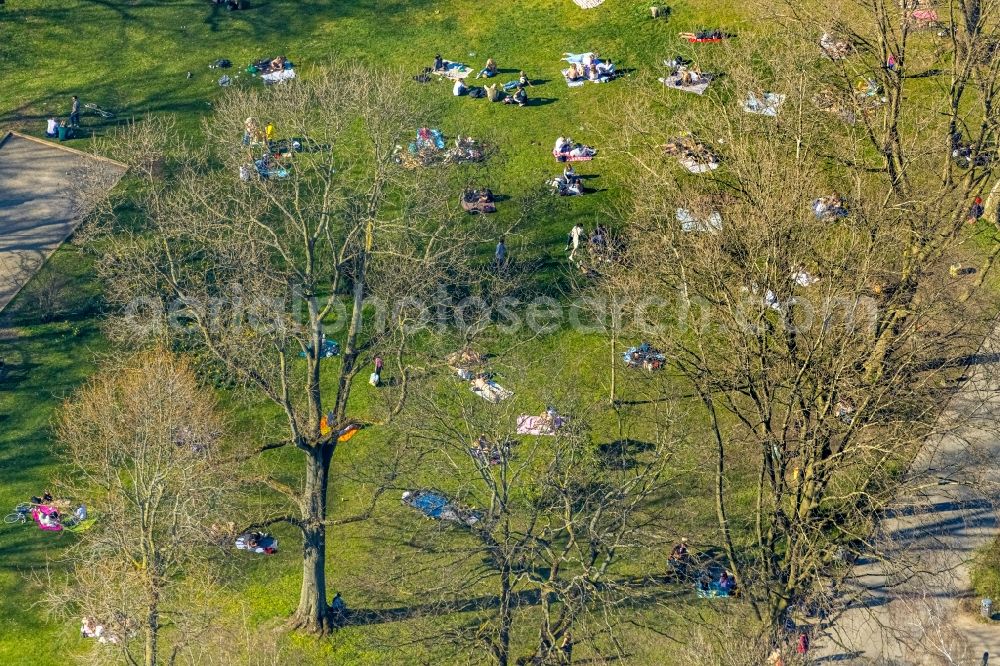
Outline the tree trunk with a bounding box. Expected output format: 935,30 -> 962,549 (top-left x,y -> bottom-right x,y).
291,444 -> 334,633
144,600 -> 158,666
496,562 -> 513,666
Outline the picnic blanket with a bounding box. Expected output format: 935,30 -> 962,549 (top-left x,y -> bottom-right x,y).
792,271 -> 819,287
403,490 -> 480,526
680,30 -> 727,43
299,338 -> 340,359
696,582 -> 732,599
743,92 -> 785,117
437,61 -> 473,79
623,344 -> 667,370
820,33 -> 852,59
516,414 -> 565,436
659,73 -> 713,95
561,64 -> 616,86
254,160 -> 289,179
911,9 -> 938,22
471,379 -> 513,403
412,128 -> 446,152
553,149 -> 593,162
676,208 -> 722,232
31,505 -> 63,532
679,157 -> 719,173
235,533 -> 278,554
562,70 -> 587,87
573,0 -> 606,7
262,68 -> 296,84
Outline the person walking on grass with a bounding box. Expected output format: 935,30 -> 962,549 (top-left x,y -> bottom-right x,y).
495,237 -> 507,270
70,96 -> 80,127
566,222 -> 585,261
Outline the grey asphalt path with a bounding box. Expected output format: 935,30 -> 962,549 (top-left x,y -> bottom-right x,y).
817,338 -> 1000,664
0,132 -> 125,312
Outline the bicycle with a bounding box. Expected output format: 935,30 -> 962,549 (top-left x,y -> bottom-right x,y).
84,103 -> 114,119
4,502 -> 33,524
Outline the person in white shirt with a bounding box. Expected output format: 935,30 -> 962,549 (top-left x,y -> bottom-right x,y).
567,223 -> 585,260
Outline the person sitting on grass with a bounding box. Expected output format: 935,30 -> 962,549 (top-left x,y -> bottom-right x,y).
268,56 -> 287,73
39,509 -> 60,529
243,117 -> 261,145
517,70 -> 532,87
484,83 -> 503,102
477,58 -> 498,79
331,592 -> 346,615
718,570 -> 735,594
669,538 -> 690,577
453,78 -> 468,96
434,54 -> 444,72
504,85 -> 527,107
670,538 -> 689,563
969,196 -> 985,223
566,63 -> 584,81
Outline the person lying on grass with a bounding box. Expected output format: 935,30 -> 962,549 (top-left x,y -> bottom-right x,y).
554,136 -> 597,157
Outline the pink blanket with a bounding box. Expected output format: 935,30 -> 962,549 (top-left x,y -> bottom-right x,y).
553,149 -> 593,162
911,9 -> 937,21
516,414 -> 566,435
31,505 -> 63,532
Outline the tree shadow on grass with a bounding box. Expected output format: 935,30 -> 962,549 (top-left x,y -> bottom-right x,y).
597,438 -> 655,470
340,582 -> 688,628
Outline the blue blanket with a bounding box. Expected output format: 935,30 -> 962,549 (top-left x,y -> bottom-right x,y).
411,492 -> 450,518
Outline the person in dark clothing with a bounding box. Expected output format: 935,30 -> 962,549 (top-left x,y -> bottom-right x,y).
969,196 -> 985,223
70,96 -> 80,127
434,54 -> 444,71
495,237 -> 507,269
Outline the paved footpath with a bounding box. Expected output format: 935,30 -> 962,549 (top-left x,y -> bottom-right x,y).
0,132 -> 124,312
818,336 -> 1000,664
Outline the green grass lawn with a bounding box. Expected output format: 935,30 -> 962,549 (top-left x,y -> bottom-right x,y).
0,246 -> 105,665
0,1 -> 803,663
0,0 -> 969,663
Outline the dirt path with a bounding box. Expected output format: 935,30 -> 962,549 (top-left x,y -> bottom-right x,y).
0,132 -> 124,312
817,342 -> 1000,664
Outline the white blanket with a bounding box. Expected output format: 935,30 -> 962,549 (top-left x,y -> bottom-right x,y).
679,157 -> 719,173
659,74 -> 712,95
262,68 -> 296,84
677,208 -> 722,232
573,0 -> 605,6
743,92 -> 785,117
471,380 -> 513,404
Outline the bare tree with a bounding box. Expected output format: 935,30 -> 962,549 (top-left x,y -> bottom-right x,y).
371,354 -> 686,665
604,9 -> 1000,639
45,350 -> 232,666
84,64 -> 507,633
